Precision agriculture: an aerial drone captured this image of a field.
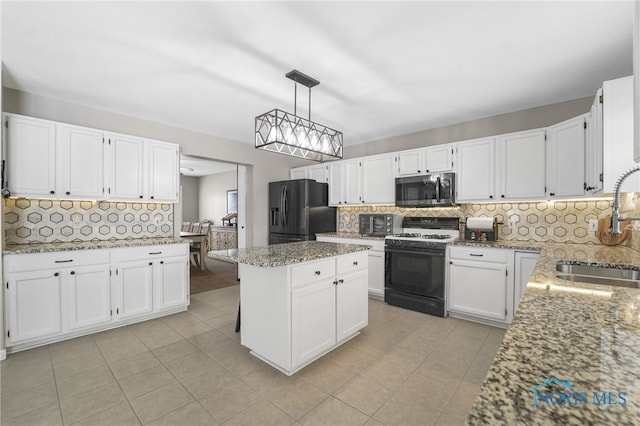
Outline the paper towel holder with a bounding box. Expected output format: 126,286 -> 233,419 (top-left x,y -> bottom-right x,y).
464,217 -> 499,242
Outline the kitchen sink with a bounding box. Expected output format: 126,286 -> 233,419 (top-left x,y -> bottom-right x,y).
555,263 -> 640,289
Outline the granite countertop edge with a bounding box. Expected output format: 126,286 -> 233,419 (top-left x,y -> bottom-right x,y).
208,240 -> 371,267
466,241 -> 640,425
3,237 -> 187,255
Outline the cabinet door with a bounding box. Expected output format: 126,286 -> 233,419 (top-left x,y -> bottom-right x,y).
154,256 -> 188,310
456,138 -> 496,201
291,280 -> 336,368
585,91 -> 604,194
336,270 -> 368,342
148,140 -> 179,202
327,162 -> 344,206
290,167 -> 307,180
67,264 -> 112,331
344,160 -> 361,205
7,115 -> 57,197
514,252 -> 539,310
116,260 -> 154,319
448,259 -> 508,322
602,76 -> 638,192
367,250 -> 385,299
397,149 -> 424,176
425,144 -> 454,172
58,125 -> 105,199
307,164 -> 328,183
361,154 -> 396,204
108,134 -> 145,201
547,115 -> 587,198
5,270 -> 62,344
497,130 -> 546,200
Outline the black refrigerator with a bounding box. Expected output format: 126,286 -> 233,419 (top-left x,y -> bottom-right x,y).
269,179 -> 337,245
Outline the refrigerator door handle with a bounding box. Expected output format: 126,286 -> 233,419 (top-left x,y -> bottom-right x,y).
282,184 -> 288,227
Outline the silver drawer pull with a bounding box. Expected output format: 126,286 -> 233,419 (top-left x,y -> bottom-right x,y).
315,270 -> 321,275
469,254 -> 484,257
149,252 -> 162,255
353,261 -> 358,266
55,259 -> 73,263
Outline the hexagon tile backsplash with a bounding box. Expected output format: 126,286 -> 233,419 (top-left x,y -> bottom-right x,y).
339,195 -> 640,251
4,199 -> 174,245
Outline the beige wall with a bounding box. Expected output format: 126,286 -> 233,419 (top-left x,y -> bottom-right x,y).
344,97 -> 593,159
2,88 -> 301,246
198,170 -> 237,226
180,175 -> 199,224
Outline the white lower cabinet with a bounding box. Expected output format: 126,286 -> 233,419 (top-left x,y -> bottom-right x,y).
447,246 -> 513,327
315,235 -> 384,299
3,243 -> 189,352
240,251 -> 368,375
447,245 -> 540,327
67,264 -> 112,331
5,269 -> 63,344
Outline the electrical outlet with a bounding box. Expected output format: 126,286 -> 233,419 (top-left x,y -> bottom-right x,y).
588,219 -> 599,231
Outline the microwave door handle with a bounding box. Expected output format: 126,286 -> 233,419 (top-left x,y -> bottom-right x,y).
435,177 -> 441,201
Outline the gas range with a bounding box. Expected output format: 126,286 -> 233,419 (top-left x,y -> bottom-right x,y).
385,217 -> 460,249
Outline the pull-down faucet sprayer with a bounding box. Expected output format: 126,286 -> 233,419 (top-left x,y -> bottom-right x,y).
610,165 -> 640,235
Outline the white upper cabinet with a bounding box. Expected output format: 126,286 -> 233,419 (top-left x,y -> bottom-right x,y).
4,113 -> 180,203
397,148 -> 424,176
147,139 -> 179,202
307,164 -> 328,183
585,90 -> 604,194
6,114 -> 57,198
425,144 -> 454,173
361,153 -> 396,205
107,134 -> 146,201
397,144 -> 454,177
6,115 -> 105,200
328,154 -> 395,206
547,115 -> 587,198
290,167 -> 307,180
496,129 -> 546,200
602,76 -> 639,192
456,138 -> 496,202
58,125 -> 105,199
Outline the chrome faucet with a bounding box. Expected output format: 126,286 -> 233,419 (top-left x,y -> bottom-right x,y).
610,164 -> 640,235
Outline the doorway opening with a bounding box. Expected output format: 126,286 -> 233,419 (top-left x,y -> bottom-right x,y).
178,155 -> 247,294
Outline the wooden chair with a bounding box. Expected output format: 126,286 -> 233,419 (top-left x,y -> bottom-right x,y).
190,222 -> 201,233
181,221 -> 191,232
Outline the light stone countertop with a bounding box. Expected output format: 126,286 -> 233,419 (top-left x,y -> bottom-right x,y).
208,240 -> 371,267
466,241 -> 640,425
315,232 -> 386,241
2,237 -> 187,255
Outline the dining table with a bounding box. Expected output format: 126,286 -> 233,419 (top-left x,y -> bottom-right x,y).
180,231 -> 208,271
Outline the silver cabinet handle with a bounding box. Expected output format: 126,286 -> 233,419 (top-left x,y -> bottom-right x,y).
469,253 -> 484,257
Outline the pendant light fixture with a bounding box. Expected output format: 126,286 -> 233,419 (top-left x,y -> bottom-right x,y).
255,70 -> 343,161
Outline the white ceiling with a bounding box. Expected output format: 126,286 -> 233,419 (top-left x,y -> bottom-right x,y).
1,1 -> 634,148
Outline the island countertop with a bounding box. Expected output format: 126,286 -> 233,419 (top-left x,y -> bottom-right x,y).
208,240 -> 371,267
467,242 -> 640,425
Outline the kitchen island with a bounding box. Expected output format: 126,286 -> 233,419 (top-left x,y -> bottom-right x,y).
466,242 -> 640,425
209,241 -> 371,375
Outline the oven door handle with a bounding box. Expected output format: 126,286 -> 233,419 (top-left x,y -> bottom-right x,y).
385,248 -> 445,257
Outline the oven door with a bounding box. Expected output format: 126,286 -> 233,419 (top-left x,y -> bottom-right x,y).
385,246 -> 445,299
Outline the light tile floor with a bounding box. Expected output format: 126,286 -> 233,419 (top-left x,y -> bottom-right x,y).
0,285 -> 505,425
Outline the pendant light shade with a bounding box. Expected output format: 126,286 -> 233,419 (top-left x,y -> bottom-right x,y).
255,70 -> 343,161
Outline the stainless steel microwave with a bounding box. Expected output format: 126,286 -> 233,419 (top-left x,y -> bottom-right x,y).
395,173 -> 456,207
358,214 -> 402,236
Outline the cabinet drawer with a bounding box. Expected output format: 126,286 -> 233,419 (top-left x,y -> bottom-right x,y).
114,243 -> 188,261
290,258 -> 335,288
448,246 -> 508,263
4,249 -> 110,273
337,251 -> 368,275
